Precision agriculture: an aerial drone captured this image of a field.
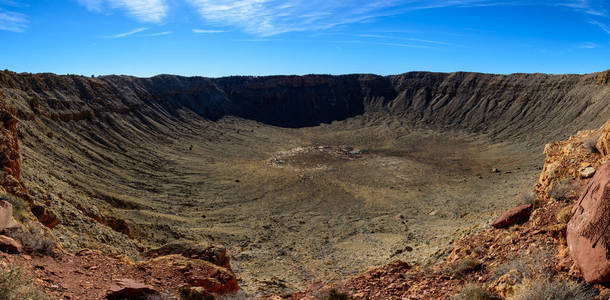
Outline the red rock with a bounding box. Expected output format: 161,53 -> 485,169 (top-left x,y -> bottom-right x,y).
106,279 -> 158,299
0,200 -> 19,231
567,162 -> 610,283
0,234 -> 22,253
491,203 -> 533,228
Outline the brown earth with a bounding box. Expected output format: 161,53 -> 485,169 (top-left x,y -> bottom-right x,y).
0,70 -> 609,297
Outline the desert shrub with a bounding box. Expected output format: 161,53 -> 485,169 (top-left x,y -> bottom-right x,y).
548,179 -> 576,202
0,264 -> 49,300
581,138 -> 599,153
0,193 -> 28,222
327,289 -> 349,300
451,284 -> 501,300
519,191 -> 536,206
446,258 -> 482,278
4,222 -> 56,255
494,250 -> 553,280
556,206 -> 573,224
513,277 -> 594,300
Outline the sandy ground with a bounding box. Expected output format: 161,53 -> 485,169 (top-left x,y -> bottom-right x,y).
17,112 -> 542,294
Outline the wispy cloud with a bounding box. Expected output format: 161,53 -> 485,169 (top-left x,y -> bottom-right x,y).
356,33 -> 452,45
192,28 -> 224,34
147,31 -> 173,36
578,42 -> 598,48
103,27 -> 149,38
590,20 -> 610,34
0,9 -> 27,32
184,0 -> 610,36
77,0 -> 168,22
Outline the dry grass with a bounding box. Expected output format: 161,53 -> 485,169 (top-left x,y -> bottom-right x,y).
556,206 -> 573,224
451,284 -> 501,300
493,250 -> 553,280
519,191 -> 536,206
548,179 -> 576,202
513,277 -> 594,300
446,258 -> 483,278
0,264 -> 50,300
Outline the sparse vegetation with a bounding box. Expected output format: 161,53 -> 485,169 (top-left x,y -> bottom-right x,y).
4,221 -> 56,255
519,191 -> 536,206
513,277 -> 595,300
548,178 -> 576,202
494,250 -> 553,280
451,284 -> 501,300
581,138 -> 599,153
446,258 -> 483,278
0,264 -> 49,300
327,289 -> 349,300
0,193 -> 28,223
556,205 -> 573,224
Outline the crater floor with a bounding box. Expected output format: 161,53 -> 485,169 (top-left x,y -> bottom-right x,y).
19,112 -> 541,294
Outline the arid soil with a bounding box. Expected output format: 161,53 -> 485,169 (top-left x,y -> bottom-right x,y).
0,70 -> 609,296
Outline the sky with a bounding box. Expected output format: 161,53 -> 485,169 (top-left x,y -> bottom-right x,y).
0,0 -> 609,77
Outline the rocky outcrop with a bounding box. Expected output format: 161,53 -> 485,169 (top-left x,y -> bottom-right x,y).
567,162 -> 610,283
536,119 -> 610,197
0,91 -> 26,198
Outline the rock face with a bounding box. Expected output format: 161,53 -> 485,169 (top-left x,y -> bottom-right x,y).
491,204 -> 533,228
0,92 -> 26,198
567,162 -> 610,283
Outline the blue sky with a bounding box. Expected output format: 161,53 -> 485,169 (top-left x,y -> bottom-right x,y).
0,0 -> 609,77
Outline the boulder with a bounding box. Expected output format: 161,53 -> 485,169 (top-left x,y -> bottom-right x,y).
106,279 -> 159,299
0,200 -> 19,231
491,204 -> 533,228
0,234 -> 22,253
567,162 -> 610,283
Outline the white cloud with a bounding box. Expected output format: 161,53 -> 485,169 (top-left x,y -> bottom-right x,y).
192,28 -> 224,33
185,0 -> 406,36
147,30 -> 173,36
77,0 -> 168,22
184,0 -> 610,36
0,9 -> 27,32
590,20 -> 610,34
103,27 -> 148,38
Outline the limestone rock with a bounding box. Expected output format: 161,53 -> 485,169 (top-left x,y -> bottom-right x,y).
567,162 -> 610,283
491,204 -> 533,228
580,166 -> 596,179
